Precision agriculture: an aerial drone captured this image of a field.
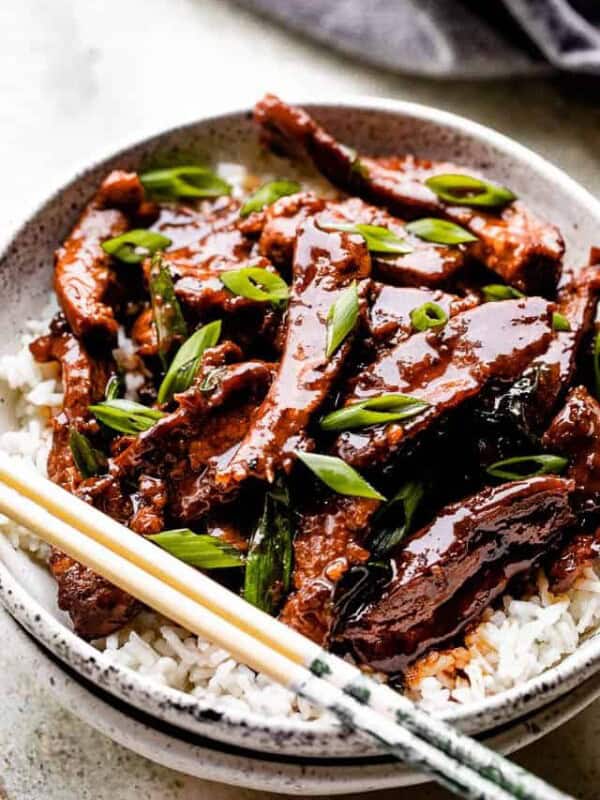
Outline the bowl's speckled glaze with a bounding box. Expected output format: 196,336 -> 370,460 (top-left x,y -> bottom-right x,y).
2,98 -> 600,771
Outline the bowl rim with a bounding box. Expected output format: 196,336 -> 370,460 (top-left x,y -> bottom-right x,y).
2,95 -> 600,757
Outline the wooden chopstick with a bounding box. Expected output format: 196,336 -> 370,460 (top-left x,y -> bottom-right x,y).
0,454 -> 572,800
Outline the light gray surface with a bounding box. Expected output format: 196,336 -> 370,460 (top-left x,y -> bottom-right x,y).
2,1 -> 600,798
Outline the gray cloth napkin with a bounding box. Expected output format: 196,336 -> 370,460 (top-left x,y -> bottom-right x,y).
234,0 -> 600,78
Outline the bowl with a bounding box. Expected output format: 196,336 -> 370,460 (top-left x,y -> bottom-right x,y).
2,97 -> 600,772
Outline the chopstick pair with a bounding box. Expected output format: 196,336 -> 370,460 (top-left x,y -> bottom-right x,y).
0,452 -> 572,800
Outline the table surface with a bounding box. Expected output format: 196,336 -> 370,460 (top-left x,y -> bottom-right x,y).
2,1 -> 600,798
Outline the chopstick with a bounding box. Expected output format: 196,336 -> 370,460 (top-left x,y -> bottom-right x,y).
0,453 -> 572,800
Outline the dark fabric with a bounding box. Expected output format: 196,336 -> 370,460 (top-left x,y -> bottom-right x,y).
234,0 -> 600,78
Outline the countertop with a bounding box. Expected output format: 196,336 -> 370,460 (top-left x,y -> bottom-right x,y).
2,1 -> 600,798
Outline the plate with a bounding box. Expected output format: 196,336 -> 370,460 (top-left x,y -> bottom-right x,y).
2,97 -> 600,766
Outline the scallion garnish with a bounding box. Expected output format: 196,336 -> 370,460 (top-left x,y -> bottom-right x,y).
68,428 -> 107,479
370,480 -> 424,558
486,454 -> 568,481
410,301 -> 449,332
482,284 -> 525,302
425,174 -> 516,208
294,451 -> 385,501
405,218 -> 477,245
552,312 -> 571,332
322,222 -> 412,255
140,166 -> 231,199
326,281 -> 359,358
244,480 -> 293,615
240,180 -> 300,217
157,320 -> 222,404
105,373 -> 124,401
149,254 -> 188,366
89,399 -> 164,435
220,266 -> 289,306
101,230 -> 171,264
320,393 -> 428,432
148,529 -> 244,569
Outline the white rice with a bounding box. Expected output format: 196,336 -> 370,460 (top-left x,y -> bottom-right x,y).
3,305 -> 600,721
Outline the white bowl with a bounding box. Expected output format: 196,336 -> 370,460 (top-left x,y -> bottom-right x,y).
2,97 -> 600,776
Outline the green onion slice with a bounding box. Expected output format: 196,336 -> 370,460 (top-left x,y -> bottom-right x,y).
552,312 -> 571,332
220,266 -> 289,306
326,281 -> 359,358
68,428 -> 106,479
140,166 -> 231,199
405,218 -> 477,245
486,454 -> 568,481
149,254 -> 188,366
89,399 -> 164,435
101,230 -> 171,264
148,529 -> 243,569
594,331 -> 600,400
105,374 -> 124,401
240,180 -> 300,217
410,301 -> 449,332
482,284 -> 525,302
370,480 -> 424,558
295,451 -> 385,501
244,480 -> 293,615
425,174 -> 516,208
157,320 -> 222,404
320,393 -> 428,432
322,222 -> 412,255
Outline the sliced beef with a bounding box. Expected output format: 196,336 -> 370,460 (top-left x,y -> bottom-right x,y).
54,170 -> 145,346
255,95 -> 564,294
548,529 -> 600,594
30,319 -> 139,639
366,283 -> 479,348
215,217 -> 372,488
542,386 -> 600,516
30,314 -> 113,491
257,192 -> 467,288
258,191 -> 327,270
326,197 -> 468,288
337,477 -> 574,675
129,475 -> 168,535
279,495 -> 378,644
113,359 -> 275,521
150,196 -> 240,251
333,297 -> 553,468
49,550 -> 141,640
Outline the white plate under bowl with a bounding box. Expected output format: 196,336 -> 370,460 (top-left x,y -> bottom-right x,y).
2,97 -> 600,767
5,605 -> 600,795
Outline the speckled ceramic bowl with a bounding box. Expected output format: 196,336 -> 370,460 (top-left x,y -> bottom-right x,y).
2,98 -> 600,775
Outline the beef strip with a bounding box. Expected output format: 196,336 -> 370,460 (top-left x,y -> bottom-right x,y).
477,264 -> 600,459
29,314 -> 113,491
542,386 -> 600,516
112,359 -> 275,522
337,477 -> 574,675
54,170 -> 145,346
326,197 -> 468,288
215,216 -> 372,488
280,494 -> 378,644
149,196 -> 277,317
548,529 -> 600,594
150,196 -> 240,251
48,551 -> 140,640
258,191 -> 327,270
254,95 -> 564,294
333,297 -> 553,468
30,318 -> 140,639
366,283 -> 479,347
257,191 -> 467,287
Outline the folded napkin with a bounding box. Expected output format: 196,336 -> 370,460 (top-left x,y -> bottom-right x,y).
235,0 -> 600,78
